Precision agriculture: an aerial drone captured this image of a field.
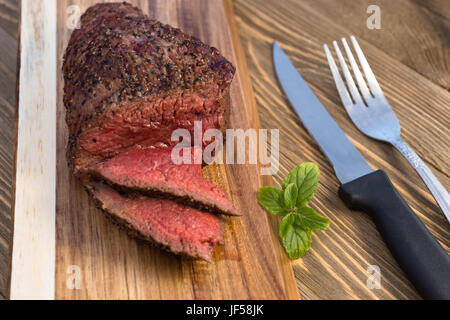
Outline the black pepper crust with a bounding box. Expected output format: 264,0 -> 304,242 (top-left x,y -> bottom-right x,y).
63,2 -> 235,158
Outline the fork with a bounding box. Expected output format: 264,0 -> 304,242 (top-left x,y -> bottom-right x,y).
324,36 -> 450,222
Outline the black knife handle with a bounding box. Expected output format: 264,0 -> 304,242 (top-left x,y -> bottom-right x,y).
339,170 -> 450,300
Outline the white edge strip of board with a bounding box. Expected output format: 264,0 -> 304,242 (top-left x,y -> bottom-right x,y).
10,0 -> 57,300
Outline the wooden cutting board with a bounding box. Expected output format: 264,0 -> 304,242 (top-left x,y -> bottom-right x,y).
10,0 -> 299,299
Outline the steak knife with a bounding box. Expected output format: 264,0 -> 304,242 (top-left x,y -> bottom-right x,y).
273,41 -> 450,300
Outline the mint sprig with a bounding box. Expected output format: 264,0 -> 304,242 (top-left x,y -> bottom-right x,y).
282,162 -> 319,207
283,183 -> 298,209
257,186 -> 288,216
282,226 -> 311,259
258,163 -> 330,259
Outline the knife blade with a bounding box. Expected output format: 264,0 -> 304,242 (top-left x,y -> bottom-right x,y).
273,42 -> 372,184
273,41 -> 450,300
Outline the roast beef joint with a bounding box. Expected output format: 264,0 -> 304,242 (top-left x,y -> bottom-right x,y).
63,2 -> 238,261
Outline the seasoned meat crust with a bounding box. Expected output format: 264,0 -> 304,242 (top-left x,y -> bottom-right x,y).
63,2 -> 235,173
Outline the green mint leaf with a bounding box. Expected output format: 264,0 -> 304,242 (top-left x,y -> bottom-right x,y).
257,186 -> 288,216
294,207 -> 330,231
283,163 -> 320,207
282,166 -> 300,190
259,163 -> 328,259
282,224 -> 312,259
283,183 -> 298,209
279,213 -> 295,238
296,163 -> 319,207
281,163 -> 320,207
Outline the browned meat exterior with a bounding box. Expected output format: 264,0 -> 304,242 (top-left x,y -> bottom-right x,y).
64,2 -> 237,262
85,180 -> 224,262
87,147 -> 240,216
63,2 -> 235,174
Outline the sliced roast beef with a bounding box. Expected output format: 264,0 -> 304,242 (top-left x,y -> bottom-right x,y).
64,2 -> 238,262
63,2 -> 235,174
85,180 -> 224,261
87,147 -> 240,216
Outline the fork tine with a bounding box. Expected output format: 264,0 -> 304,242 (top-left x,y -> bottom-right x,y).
332,41 -> 364,105
341,38 -> 372,102
323,44 -> 353,108
350,36 -> 383,97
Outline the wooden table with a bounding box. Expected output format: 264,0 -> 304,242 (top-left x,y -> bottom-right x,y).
0,0 -> 448,300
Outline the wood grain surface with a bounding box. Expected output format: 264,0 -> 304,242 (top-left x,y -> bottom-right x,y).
233,0 -> 449,299
0,0 -> 19,300
1,0 -> 449,300
10,0 -> 56,299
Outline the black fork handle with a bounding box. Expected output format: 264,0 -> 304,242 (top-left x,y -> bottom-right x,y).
339,170 -> 450,300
